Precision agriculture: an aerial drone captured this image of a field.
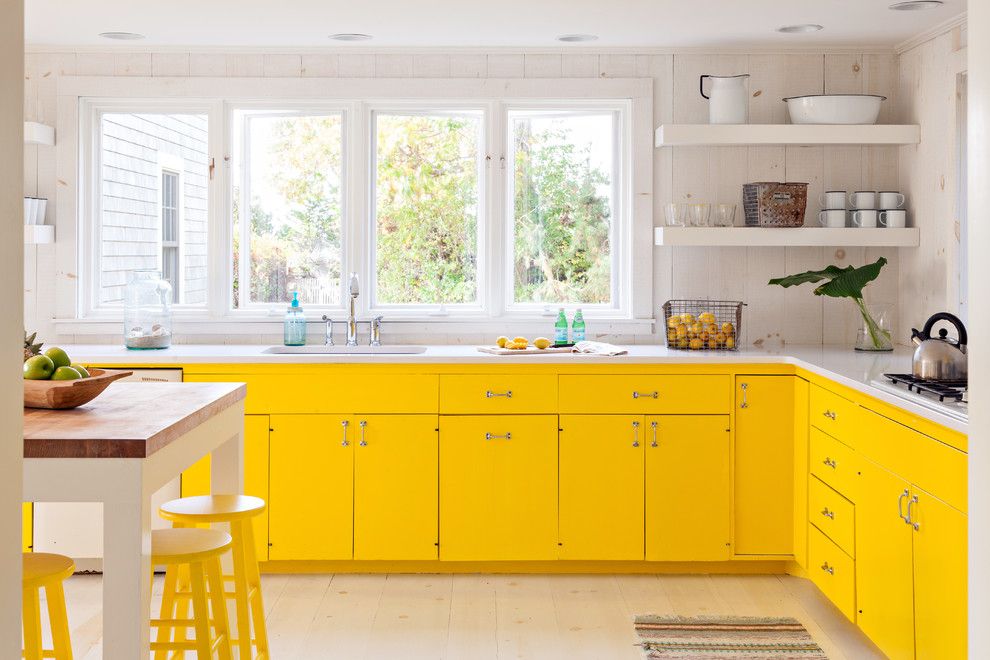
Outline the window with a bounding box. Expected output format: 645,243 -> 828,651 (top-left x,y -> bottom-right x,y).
91,109 -> 209,308
372,109 -> 484,308
232,110 -> 344,309
508,108 -> 620,310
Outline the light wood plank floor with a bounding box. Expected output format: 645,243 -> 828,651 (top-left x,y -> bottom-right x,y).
46,572 -> 883,659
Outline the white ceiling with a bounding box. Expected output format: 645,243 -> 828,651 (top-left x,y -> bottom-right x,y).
26,0 -> 965,49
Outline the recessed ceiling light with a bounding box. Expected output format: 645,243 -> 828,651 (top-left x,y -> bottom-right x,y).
329,33 -> 373,41
777,24 -> 824,34
889,1 -> 944,10
98,31 -> 145,40
557,34 -> 599,43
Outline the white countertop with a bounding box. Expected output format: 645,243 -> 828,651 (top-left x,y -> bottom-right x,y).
61,343 -> 966,435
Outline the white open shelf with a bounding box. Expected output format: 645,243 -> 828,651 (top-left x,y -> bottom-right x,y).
24,121 -> 55,146
655,124 -> 920,147
24,225 -> 55,244
654,226 -> 920,248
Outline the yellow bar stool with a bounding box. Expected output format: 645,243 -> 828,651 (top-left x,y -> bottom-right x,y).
22,552 -> 74,660
159,495 -> 269,659
151,528 -> 233,660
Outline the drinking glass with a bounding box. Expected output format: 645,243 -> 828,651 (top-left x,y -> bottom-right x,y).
688,203 -> 712,227
713,203 -> 736,227
663,203 -> 686,227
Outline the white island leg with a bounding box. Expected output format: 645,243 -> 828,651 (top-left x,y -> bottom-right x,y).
211,428 -> 244,495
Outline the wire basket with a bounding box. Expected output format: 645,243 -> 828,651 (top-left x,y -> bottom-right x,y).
662,300 -> 745,351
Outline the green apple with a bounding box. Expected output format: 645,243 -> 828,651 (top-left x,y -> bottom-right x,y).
23,355 -> 55,380
44,347 -> 71,370
51,366 -> 82,381
70,363 -> 90,378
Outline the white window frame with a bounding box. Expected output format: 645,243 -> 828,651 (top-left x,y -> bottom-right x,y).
157,153 -> 185,305
61,77 -> 653,336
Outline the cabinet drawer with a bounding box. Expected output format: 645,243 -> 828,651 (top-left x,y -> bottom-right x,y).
559,375 -> 730,414
809,384 -> 859,442
809,428 -> 859,502
808,476 -> 855,556
440,375 -> 557,414
808,524 -> 856,622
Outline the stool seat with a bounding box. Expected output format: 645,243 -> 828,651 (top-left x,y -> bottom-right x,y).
23,553 -> 74,590
152,528 -> 232,564
160,495 -> 266,523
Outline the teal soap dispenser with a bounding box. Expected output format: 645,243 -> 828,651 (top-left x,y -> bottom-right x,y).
283,291 -> 307,346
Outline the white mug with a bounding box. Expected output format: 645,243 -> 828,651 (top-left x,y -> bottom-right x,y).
878,191 -> 906,209
819,209 -> 846,228
820,191 -> 847,209
879,209 -> 906,228
852,209 -> 879,228
849,191 -> 877,209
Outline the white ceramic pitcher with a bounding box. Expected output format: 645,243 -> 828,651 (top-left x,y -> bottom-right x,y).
700,74 -> 750,124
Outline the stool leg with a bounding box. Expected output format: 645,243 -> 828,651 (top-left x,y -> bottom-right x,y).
206,557 -> 233,660
242,519 -> 269,657
230,520 -> 254,658
154,566 -> 179,660
188,561 -> 214,658
45,580 -> 73,660
22,586 -> 43,660
174,563 -> 192,655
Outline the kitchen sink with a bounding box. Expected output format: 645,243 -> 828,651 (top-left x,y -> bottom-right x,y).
264,345 -> 428,355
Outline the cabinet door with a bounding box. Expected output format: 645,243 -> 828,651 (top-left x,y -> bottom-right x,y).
734,376 -> 794,555
354,415 -> 438,560
180,414 -> 271,560
559,415 -> 644,560
269,414 -> 353,560
646,415 -> 731,561
912,488 -> 967,660
855,457 -> 914,660
439,415 -> 557,561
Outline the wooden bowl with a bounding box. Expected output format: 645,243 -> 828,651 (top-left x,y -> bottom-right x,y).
24,368 -> 133,410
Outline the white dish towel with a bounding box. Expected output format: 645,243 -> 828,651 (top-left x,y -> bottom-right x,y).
573,340 -> 628,356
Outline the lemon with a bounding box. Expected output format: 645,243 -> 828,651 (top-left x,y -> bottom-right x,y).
676,338 -> 689,349
721,322 -> 735,336
675,325 -> 688,339
715,332 -> 727,344
680,313 -> 695,324
689,338 -> 703,350
725,336 -> 736,349
707,339 -> 719,349
533,337 -> 551,349
496,336 -> 509,348
667,317 -> 681,329
667,329 -> 677,342
698,312 -> 716,324
512,336 -> 528,346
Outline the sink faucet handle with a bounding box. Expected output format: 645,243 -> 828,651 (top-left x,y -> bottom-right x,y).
370,315 -> 383,347
321,315 -> 335,346
349,272 -> 360,297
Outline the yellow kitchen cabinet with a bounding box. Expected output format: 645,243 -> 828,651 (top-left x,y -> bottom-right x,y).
353,415 -> 439,560
269,414 -> 352,560
22,503 -> 32,552
646,415 -> 731,561
180,414 -> 271,560
734,376 -> 794,555
558,415 -> 645,559
855,456 -> 915,660
439,415 -> 557,561
559,375 -> 730,414
911,488 -> 967,659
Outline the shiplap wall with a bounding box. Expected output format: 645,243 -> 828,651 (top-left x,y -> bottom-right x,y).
24,49 -> 906,346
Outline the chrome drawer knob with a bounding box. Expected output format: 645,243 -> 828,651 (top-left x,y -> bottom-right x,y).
821,562 -> 834,575
821,508 -> 835,520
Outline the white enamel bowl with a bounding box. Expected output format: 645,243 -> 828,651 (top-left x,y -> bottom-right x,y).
783,95 -> 886,125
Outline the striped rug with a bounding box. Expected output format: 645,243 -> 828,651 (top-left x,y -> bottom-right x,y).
634,615 -> 828,659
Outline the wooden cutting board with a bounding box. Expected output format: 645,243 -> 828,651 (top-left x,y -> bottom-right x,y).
476,345 -> 576,356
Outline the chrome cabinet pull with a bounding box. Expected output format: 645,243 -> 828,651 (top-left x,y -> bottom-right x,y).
359,420 -> 367,446
822,457 -> 837,469
821,508 -> 835,520
632,421 -> 640,447
650,421 -> 658,447
486,390 -> 513,399
341,420 -> 350,447
739,382 -> 749,409
821,562 -> 834,575
822,410 -> 837,420
485,432 -> 511,440
897,489 -> 910,523
632,391 -> 659,399
908,494 -> 920,530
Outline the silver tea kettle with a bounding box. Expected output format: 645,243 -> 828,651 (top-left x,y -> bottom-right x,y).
910,312 -> 968,381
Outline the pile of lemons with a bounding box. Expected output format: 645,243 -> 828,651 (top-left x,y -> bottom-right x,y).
666,311 -> 736,350
496,336 -> 552,350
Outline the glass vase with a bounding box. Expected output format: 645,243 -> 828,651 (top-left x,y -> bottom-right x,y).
124,270 -> 173,350
853,300 -> 893,352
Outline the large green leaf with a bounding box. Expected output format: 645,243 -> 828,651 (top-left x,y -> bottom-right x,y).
768,257 -> 887,300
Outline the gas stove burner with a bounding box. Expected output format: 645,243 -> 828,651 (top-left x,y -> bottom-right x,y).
884,373 -> 968,403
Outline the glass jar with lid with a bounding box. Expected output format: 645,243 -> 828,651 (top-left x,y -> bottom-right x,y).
124,270 -> 173,349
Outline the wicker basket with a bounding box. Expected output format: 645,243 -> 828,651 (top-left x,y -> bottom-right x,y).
662,300 -> 745,351
743,182 -> 808,227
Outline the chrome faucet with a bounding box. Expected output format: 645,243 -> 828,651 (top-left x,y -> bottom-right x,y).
346,272 -> 360,347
